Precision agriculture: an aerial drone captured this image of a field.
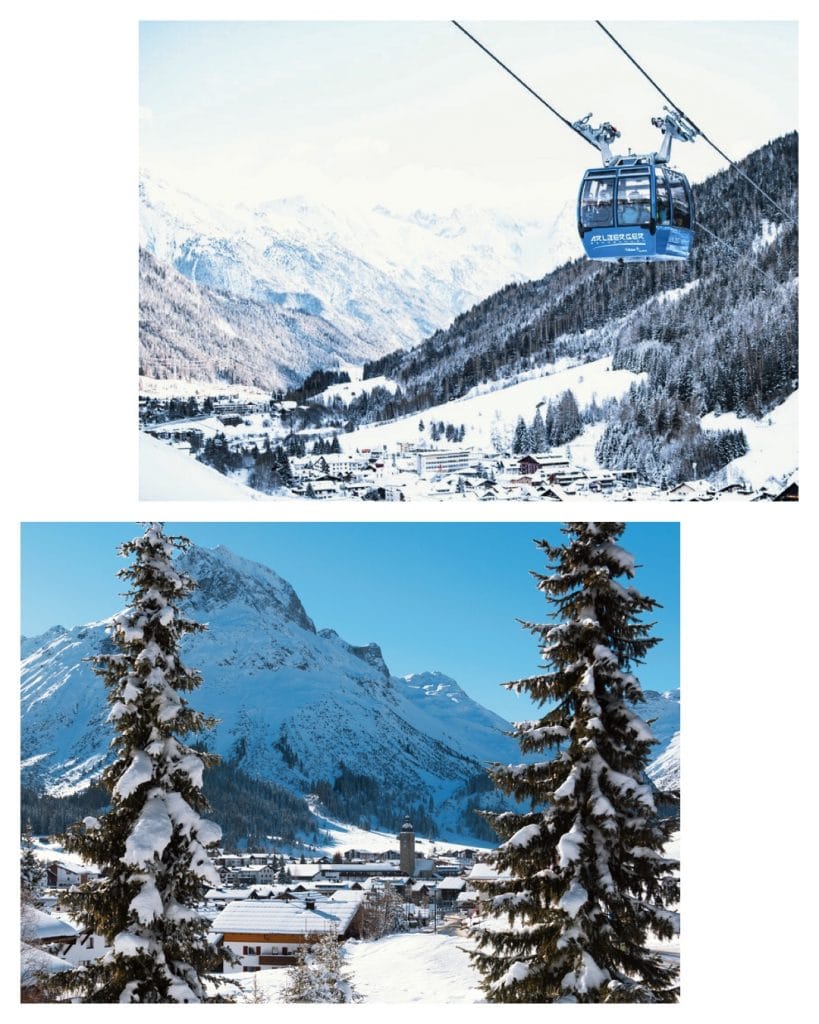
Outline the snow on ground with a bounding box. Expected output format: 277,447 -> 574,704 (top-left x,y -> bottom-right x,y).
343,356 -> 643,454
317,374 -> 398,406
751,218 -> 785,253
226,932 -> 481,1004
139,375 -> 270,403
305,803 -> 490,858
701,390 -> 798,490
139,432 -> 280,501
229,831 -> 679,1004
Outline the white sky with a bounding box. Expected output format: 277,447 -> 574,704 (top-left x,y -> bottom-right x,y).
140,18 -> 797,217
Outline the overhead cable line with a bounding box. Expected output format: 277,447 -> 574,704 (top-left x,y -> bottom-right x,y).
693,221 -> 785,288
595,20 -> 797,226
450,20 -> 790,280
451,20 -> 598,152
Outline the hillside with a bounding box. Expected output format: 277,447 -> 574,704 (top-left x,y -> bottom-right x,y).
347,133 -> 798,486
139,248 -> 355,392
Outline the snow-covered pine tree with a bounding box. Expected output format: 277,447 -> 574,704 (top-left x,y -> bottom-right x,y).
20,821 -> 45,909
280,930 -> 362,1004
471,522 -> 679,1003
47,523 -> 230,1003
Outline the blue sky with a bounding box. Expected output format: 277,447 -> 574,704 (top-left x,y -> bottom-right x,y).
21,521 -> 679,722
140,19 -> 797,216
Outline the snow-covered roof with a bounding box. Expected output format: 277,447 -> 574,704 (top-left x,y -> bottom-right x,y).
286,863 -> 322,879
320,861 -> 402,875
20,942 -> 72,987
211,892 -> 363,937
437,877 -> 468,891
25,907 -> 78,941
467,862 -> 512,882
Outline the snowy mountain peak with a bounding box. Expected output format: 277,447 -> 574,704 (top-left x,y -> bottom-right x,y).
21,624 -> 69,660
318,630 -> 391,679
139,172 -> 580,390
403,670 -> 462,699
178,544 -> 315,633
399,671 -> 511,735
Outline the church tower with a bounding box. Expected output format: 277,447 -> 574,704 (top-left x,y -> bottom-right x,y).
398,815 -> 415,876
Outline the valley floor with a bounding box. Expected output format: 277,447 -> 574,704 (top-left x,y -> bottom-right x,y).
140,356 -> 797,502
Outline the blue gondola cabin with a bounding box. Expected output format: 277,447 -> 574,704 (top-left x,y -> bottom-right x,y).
577,156 -> 693,262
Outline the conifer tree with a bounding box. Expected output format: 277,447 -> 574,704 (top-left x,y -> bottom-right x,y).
48,523 -> 231,1003
281,930 -> 362,1003
471,522 -> 679,1003
512,415 -> 530,455
20,821 -> 45,909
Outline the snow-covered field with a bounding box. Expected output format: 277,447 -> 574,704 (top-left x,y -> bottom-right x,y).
342,356 -> 643,454
229,932 -> 483,1004
139,376 -> 271,403
702,390 -> 798,490
139,433 -> 281,501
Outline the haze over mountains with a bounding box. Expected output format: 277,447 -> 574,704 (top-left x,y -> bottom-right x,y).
139,171 -> 577,390
21,543 -> 679,845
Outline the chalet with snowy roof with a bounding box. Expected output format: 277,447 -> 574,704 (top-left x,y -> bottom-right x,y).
456,888 -> 481,913
307,478 -> 340,498
537,483 -> 570,501
285,863 -> 324,882
24,907 -> 78,946
476,480 -> 499,499
340,480 -> 372,496
667,479 -> 715,501
436,877 -> 469,906
46,859 -> 95,888
466,861 -> 512,884
211,891 -> 364,972
716,482 -> 755,500
518,454 -> 541,475
410,881 -> 433,901
20,943 -> 72,1001
226,864 -> 276,886
773,479 -> 798,501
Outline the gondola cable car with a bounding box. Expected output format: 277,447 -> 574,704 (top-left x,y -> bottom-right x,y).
574,108 -> 699,263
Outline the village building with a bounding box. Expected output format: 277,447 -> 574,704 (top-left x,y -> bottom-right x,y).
46,859 -> 96,888
668,479 -> 715,500
399,816 -> 416,876
211,891 -> 365,972
416,449 -> 475,478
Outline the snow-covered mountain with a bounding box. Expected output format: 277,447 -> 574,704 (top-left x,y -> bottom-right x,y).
139,248 -> 357,392
20,544 -> 522,841
139,171 -> 578,387
647,731 -> 680,792
20,543 -> 678,841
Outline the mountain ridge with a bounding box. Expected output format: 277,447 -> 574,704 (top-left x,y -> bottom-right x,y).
21,543 -> 679,843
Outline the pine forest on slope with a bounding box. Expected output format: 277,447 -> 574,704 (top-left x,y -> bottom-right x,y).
350,134 -> 797,486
